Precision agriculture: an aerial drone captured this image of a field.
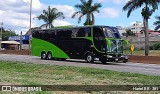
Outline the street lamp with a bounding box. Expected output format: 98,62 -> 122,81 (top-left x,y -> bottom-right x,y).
0,22 -> 3,50
29,0 -> 32,55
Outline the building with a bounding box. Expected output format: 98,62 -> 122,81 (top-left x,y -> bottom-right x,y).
7,35 -> 29,50
116,26 -> 126,36
127,21 -> 144,34
8,35 -> 29,44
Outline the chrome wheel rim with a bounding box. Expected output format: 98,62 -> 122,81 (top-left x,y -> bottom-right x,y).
48,54 -> 52,59
42,53 -> 46,59
87,55 -> 92,62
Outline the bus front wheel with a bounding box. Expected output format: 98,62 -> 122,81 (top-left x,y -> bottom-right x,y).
85,53 -> 94,63
41,51 -> 47,60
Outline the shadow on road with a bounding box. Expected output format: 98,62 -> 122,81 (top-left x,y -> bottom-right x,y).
65,59 -> 123,66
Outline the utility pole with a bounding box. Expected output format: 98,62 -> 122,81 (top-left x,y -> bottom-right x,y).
29,0 -> 32,55
0,22 -> 3,50
20,31 -> 22,51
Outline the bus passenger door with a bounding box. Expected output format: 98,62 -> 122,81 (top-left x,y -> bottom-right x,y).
93,27 -> 106,52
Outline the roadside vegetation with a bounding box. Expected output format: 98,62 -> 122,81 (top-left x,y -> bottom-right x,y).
0,61 -> 160,94
150,43 -> 160,50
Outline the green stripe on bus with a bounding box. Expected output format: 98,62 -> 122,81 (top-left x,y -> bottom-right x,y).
123,39 -> 130,47
32,38 -> 70,58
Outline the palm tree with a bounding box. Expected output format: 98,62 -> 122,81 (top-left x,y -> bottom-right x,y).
153,16 -> 160,31
122,0 -> 160,56
72,0 -> 102,25
37,6 -> 65,28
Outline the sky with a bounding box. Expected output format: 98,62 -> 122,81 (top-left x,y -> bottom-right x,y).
0,0 -> 160,34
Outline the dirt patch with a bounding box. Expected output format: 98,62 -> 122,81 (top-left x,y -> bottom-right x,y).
0,50 -> 30,55
129,55 -> 160,64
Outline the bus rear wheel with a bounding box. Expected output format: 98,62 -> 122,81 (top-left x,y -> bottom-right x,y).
47,52 -> 52,60
41,51 -> 47,60
85,53 -> 94,63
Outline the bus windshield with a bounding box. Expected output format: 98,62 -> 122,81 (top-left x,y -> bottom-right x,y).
102,27 -> 121,38
112,27 -> 121,38
107,40 -> 123,53
102,27 -> 115,38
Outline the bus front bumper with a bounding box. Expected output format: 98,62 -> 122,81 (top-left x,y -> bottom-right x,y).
105,54 -> 128,62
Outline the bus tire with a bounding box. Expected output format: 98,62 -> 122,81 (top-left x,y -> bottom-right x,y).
85,53 -> 94,63
41,51 -> 47,60
123,60 -> 128,63
47,52 -> 52,60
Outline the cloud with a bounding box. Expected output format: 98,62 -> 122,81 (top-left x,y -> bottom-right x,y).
0,0 -> 74,34
97,0 -> 108,3
51,5 -> 75,18
96,0 -> 129,4
112,0 -> 129,4
53,20 -> 72,26
101,8 -> 119,18
0,0 -> 43,34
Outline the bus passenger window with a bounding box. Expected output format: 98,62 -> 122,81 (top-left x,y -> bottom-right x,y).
57,29 -> 72,39
51,30 -> 56,39
77,28 -> 85,37
63,30 -> 72,38
71,29 -> 78,38
85,27 -> 91,37
32,31 -> 39,38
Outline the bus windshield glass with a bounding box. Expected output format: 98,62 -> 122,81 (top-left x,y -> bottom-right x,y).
107,40 -> 123,53
102,27 -> 115,38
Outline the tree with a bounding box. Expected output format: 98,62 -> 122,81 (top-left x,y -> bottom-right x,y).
153,16 -> 160,31
72,0 -> 102,25
126,29 -> 135,36
0,28 -> 17,41
37,6 -> 65,28
122,0 -> 160,56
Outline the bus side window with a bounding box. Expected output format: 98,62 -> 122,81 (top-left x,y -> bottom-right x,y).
93,27 -> 105,40
39,30 -> 45,39
44,30 -> 50,40
51,30 -> 56,39
77,28 -> 85,37
57,29 -> 72,39
32,31 -> 39,38
63,29 -> 72,38
57,29 -> 63,39
71,28 -> 78,38
85,27 -> 91,37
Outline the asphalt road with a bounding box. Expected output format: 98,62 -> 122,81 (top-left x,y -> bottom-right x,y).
0,54 -> 160,76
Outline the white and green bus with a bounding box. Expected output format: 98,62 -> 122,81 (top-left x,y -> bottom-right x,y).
32,25 -> 129,63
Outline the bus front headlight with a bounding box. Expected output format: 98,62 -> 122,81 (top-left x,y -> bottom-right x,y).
107,55 -> 113,58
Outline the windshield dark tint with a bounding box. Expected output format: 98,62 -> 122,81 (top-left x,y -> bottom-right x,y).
112,27 -> 121,38
103,27 -> 114,38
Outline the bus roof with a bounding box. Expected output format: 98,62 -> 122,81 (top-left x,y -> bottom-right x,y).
32,25 -> 118,31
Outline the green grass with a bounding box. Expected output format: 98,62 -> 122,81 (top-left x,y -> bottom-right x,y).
0,60 -> 160,94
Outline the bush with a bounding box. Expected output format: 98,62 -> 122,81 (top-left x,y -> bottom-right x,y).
150,43 -> 160,50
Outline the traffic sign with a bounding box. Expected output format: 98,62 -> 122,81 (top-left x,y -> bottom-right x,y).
130,44 -> 135,52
